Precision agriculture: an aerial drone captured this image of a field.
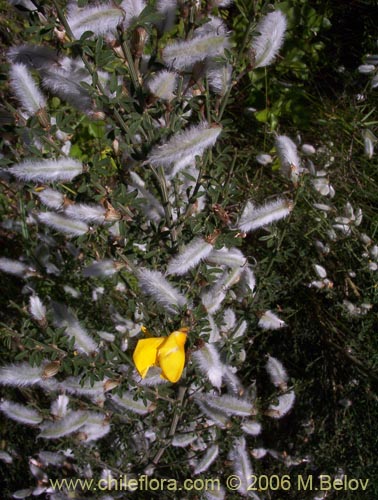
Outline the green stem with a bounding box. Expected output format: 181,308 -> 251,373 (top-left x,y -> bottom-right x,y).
151,386 -> 187,466
120,38 -> 141,94
175,154 -> 207,238
218,13 -> 256,122
52,0 -> 130,139
150,165 -> 178,248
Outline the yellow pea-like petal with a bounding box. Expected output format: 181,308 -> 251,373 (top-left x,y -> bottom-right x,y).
157,330 -> 187,383
133,337 -> 165,378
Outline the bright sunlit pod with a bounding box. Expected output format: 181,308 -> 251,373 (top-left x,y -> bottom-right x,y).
250,11 -> 287,68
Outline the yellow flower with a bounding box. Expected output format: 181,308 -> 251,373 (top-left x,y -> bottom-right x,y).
133,327 -> 188,383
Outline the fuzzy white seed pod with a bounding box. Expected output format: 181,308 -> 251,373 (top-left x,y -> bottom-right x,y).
371,75 -> 378,89
8,0 -> 38,11
314,264 -> 327,279
13,488 -> 38,500
370,245 -> 378,260
358,64 -> 376,74
50,395 -> 69,419
206,247 -> 247,268
172,432 -> 198,448
213,267 -> 243,293
111,392 -> 152,415
63,285 -> 81,298
67,2 -> 124,39
333,223 -> 351,235
156,0 -> 177,32
361,303 -> 373,312
201,289 -> 226,314
222,308 -> 236,332
365,55 -> 378,65
252,447 -> 267,459
29,295 -> 47,323
241,420 -> 262,436
313,203 -> 332,212
228,437 -> 254,496
238,199 -> 292,233
36,188 -> 65,210
205,314 -> 220,343
9,62 -> 46,116
134,367 -> 169,386
8,44 -> 57,71
83,260 -> 121,278
354,208 -> 363,226
92,286 -> 104,302
267,390 -> 295,418
0,258 -> 35,278
258,310 -> 286,330
38,411 -> 89,439
52,302 -> 98,355
206,63 -> 232,96
129,171 -> 165,222
148,122 -> 221,178
78,417 -> 111,442
9,158 -> 83,183
212,0 -> 233,6
360,233 -> 372,246
237,266 -> 256,297
37,452 -> 64,466
197,394 -> 255,417
251,11 -> 287,68
120,0 -> 146,28
204,485 -> 226,500
0,451 -> 13,464
167,238 -> 213,275
77,412 -> 111,442
137,268 -> 188,315
343,300 -> 362,317
266,355 -> 288,389
194,15 -> 227,37
64,203 -> 105,224
222,366 -> 243,395
147,70 -> 178,101
275,135 -> 301,182
194,400 -> 229,428
42,66 -> 92,113
38,212 -> 89,237
334,216 -> 351,225
60,376 -> 105,405
363,129 -> 375,159
256,153 -> 273,165
312,177 -> 332,196
301,144 -> 316,155
162,33 -> 230,70
192,343 -> 225,389
0,362 -> 49,388
326,228 -> 337,241
308,279 -> 330,289
232,320 -> 248,339
194,445 -> 219,475
0,400 -> 42,425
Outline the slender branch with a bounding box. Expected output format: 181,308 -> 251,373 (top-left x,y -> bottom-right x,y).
151,386 -> 187,466
315,303 -> 378,385
218,15 -> 256,121
52,0 -> 130,139
174,154 -> 208,238
149,165 -> 178,248
120,36 -> 141,94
